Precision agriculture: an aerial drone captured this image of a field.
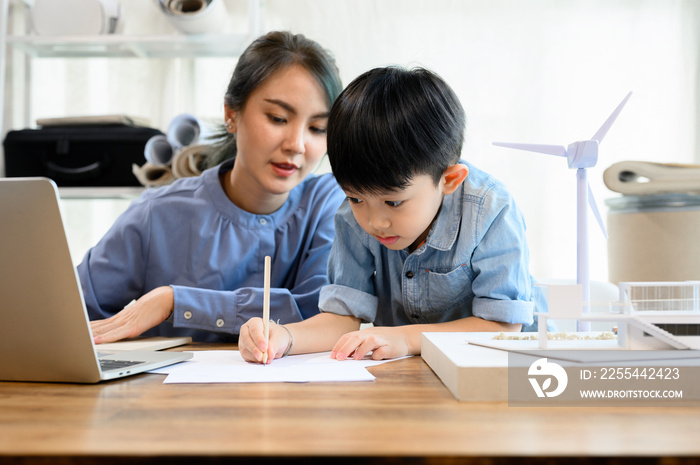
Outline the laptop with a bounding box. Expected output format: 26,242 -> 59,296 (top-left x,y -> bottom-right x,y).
0,177 -> 192,383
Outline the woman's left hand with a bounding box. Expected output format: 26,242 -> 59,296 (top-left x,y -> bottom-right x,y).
90,286 -> 174,344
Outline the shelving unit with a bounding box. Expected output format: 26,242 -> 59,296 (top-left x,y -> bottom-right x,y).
58,186 -> 143,199
0,0 -> 264,181
6,33 -> 253,59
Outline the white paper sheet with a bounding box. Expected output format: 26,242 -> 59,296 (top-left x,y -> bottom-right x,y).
153,351 -> 407,384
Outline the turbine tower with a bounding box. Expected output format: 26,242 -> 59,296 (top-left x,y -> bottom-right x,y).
493,92 -> 632,330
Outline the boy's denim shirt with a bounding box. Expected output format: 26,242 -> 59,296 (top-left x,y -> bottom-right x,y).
319,161 -> 545,328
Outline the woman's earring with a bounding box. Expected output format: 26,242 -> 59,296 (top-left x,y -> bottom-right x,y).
225,120 -> 233,130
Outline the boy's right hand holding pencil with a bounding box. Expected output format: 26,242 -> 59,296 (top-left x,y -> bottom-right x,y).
239,318 -> 293,364
240,312 -> 363,363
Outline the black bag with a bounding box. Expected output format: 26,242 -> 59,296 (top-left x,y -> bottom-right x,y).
3,125 -> 164,187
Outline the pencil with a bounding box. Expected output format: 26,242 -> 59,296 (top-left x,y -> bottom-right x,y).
262,255 -> 271,364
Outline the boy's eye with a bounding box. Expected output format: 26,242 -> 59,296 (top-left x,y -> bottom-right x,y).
346,197 -> 363,204
384,200 -> 404,207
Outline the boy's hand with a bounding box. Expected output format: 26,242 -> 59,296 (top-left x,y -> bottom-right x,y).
239,318 -> 291,364
331,326 -> 411,361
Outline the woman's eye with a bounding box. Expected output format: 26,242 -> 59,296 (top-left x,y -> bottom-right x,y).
268,114 -> 286,124
310,125 -> 327,134
346,197 -> 363,204
385,200 -> 404,207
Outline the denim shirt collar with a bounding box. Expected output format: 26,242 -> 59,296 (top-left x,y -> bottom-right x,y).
422,181 -> 463,252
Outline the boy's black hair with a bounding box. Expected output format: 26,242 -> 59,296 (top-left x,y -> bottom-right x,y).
327,66 -> 466,194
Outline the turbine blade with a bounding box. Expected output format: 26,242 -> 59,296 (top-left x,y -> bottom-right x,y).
588,183 -> 608,239
492,142 -> 567,157
591,91 -> 632,143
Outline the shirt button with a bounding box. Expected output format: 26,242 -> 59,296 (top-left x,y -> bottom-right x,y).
183,311 -> 193,320
405,271 -> 414,279
258,218 -> 267,225
216,319 -> 224,328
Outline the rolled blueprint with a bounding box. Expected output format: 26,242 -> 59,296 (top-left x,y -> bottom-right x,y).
144,134 -> 174,166
132,162 -> 174,187
604,161 -> 700,195
166,114 -> 214,151
156,0 -> 227,34
171,144 -> 213,178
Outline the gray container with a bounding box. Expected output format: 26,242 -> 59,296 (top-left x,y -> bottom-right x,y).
606,193 -> 700,283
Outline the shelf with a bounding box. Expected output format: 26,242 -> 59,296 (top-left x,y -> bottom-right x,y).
7,33 -> 252,58
58,186 -> 145,199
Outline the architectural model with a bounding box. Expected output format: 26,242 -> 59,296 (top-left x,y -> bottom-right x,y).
536,281 -> 700,350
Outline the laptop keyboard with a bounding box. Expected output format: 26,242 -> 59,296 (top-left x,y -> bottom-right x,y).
99,359 -> 144,371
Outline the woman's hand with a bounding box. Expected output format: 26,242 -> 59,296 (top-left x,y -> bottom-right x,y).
90,286 -> 174,344
239,318 -> 292,364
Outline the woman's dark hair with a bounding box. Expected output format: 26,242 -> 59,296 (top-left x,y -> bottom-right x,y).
327,66 -> 466,194
206,31 -> 342,167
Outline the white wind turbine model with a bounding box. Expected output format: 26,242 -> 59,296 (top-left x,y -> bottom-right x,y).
493,92 -> 632,331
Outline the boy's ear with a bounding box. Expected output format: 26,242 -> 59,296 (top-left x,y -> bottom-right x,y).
224,104 -> 238,134
441,163 -> 469,195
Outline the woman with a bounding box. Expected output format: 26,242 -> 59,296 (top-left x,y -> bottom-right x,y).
80,31 -> 344,343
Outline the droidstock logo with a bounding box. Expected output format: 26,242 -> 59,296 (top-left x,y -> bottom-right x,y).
528,358 -> 568,398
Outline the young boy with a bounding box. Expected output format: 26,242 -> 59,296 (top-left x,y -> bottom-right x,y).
239,66 -> 543,362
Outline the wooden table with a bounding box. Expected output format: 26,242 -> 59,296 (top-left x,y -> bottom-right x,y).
1,343 -> 699,464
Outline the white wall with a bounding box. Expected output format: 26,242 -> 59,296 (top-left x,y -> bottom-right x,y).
263,0 -> 699,285
6,0 -> 700,280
